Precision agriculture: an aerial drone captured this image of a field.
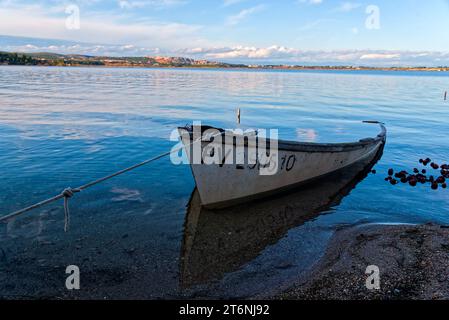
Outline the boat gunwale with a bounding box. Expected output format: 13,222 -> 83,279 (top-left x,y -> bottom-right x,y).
178,122 -> 386,153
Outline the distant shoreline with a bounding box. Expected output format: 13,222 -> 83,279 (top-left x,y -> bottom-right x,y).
2,63 -> 449,74
1,50 -> 448,72
2,64 -> 449,73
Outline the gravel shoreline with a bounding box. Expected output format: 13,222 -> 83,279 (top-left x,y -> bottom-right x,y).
278,223 -> 449,300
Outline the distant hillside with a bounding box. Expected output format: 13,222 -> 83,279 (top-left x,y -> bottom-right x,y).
0,51 -> 38,65
0,51 -> 246,68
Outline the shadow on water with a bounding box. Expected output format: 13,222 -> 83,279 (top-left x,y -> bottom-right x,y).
179,144 -> 385,290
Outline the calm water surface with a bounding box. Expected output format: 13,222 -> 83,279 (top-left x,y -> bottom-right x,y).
0,66 -> 448,298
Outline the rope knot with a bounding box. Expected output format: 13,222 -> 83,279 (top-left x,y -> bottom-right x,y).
61,187 -> 80,233
62,187 -> 80,198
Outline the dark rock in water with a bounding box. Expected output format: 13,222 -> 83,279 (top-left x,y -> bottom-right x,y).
394,171 -> 408,179
436,176 -> 446,184
442,183 -> 447,189
385,159 -> 449,189
371,169 -> 377,174
409,179 -> 417,187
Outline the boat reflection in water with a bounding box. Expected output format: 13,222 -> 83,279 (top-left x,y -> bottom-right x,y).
179,144 -> 384,289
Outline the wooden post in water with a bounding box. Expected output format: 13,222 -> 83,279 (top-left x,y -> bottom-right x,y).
444,91 -> 447,101
236,107 -> 241,124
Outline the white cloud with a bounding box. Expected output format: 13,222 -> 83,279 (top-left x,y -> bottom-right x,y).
203,45 -> 297,59
118,0 -> 186,9
222,0 -> 246,7
297,0 -> 323,5
226,5 -> 265,26
119,1 -> 144,9
181,46 -> 449,66
0,6 -> 203,49
336,2 -> 361,12
1,40 -> 163,56
360,53 -> 401,60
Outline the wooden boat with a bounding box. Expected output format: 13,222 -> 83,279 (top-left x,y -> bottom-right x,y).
178,121 -> 386,208
180,142 -> 385,289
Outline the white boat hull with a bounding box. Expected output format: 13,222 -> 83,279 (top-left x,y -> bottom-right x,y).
179,123 -> 386,208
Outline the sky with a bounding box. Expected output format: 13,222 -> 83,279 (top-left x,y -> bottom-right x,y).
1,0 -> 449,66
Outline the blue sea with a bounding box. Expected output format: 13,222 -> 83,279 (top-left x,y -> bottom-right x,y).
0,66 -> 448,298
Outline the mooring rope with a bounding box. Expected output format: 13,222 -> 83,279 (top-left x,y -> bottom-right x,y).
0,149 -> 175,229
0,129 -> 225,231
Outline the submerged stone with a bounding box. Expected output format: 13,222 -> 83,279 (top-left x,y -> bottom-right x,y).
436,176 -> 446,184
